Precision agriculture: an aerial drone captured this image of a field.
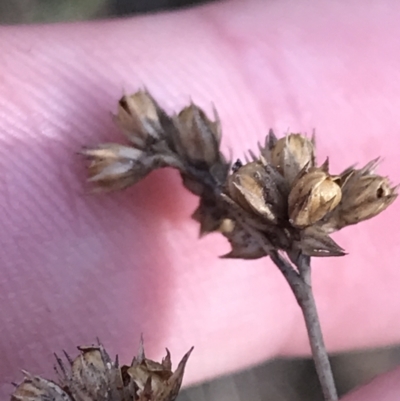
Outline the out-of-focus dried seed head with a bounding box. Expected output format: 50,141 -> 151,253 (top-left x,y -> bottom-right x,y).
288,162 -> 342,228
269,133 -> 316,185
81,144 -> 159,192
227,161 -> 289,225
115,90 -> 168,149
11,341 -> 193,401
127,341 -> 193,401
11,373 -> 71,401
58,344 -> 123,401
323,160 -> 398,231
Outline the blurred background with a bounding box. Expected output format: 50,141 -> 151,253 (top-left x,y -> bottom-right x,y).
0,0 -> 211,24
1,0 -> 399,400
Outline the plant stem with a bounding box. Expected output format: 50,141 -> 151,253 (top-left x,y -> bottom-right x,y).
270,252 -> 338,401
222,207 -> 338,400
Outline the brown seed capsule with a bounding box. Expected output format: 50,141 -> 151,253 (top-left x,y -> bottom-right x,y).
226,161 -> 289,224
327,160 -> 398,230
127,341 -> 193,401
11,372 -> 70,401
172,103 -> 222,167
81,144 -> 161,192
288,163 -> 342,228
259,132 -> 315,184
270,134 -> 315,185
115,90 -> 169,149
12,341 -> 193,401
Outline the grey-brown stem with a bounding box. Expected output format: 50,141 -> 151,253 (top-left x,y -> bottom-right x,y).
222,206 -> 338,401
270,252 -> 338,401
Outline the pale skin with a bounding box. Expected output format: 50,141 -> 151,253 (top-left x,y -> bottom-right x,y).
0,0 -> 400,399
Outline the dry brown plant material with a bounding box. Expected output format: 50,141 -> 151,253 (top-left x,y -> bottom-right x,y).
81,90 -> 396,258
11,340 -> 193,401
80,90 -> 397,401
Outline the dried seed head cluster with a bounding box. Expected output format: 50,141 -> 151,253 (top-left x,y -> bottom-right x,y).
11,340 -> 193,401
82,90 -> 397,259
82,90 -> 228,193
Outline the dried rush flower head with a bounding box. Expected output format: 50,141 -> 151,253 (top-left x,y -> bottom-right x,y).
81,90 -> 397,401
11,340 -> 193,401
82,91 -> 396,258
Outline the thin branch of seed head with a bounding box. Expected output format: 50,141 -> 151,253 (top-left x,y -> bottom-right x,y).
224,215 -> 338,401
224,213 -> 338,400
271,253 -> 338,401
